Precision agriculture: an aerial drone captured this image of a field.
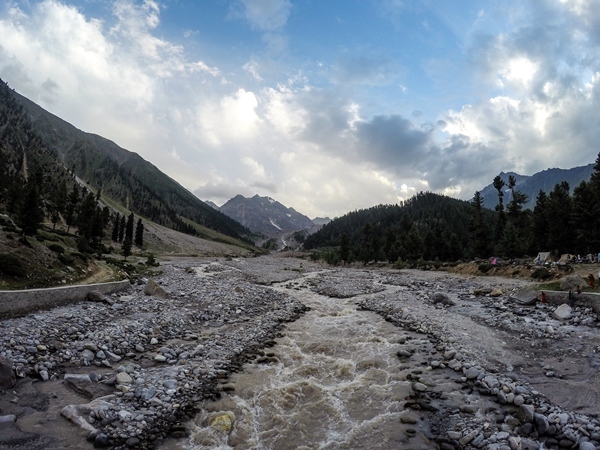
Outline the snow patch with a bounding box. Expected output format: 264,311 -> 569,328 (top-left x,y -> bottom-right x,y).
286,213 -> 291,217
269,218 -> 282,230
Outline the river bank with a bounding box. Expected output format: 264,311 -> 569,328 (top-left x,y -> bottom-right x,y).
2,256 -> 600,449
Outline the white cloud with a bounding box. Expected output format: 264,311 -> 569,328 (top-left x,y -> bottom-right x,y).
230,0 -> 292,32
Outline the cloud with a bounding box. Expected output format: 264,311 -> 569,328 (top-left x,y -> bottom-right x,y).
332,54 -> 402,86
230,0 -> 292,32
229,0 -> 291,53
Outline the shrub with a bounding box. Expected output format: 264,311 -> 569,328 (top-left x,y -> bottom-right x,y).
0,253 -> 26,277
72,252 -> 89,262
531,267 -> 551,280
146,253 -> 159,267
478,263 -> 494,274
48,244 -> 65,253
3,225 -> 18,233
394,257 -> 405,269
58,253 -> 75,265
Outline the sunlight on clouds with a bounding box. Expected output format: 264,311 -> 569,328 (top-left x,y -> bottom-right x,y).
500,57 -> 538,87
196,89 -> 261,146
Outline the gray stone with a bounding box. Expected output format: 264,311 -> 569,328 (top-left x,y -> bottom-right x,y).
553,304 -> 573,320
511,290 -> 538,306
459,430 -> 478,446
534,413 -> 550,435
432,292 -> 455,306
0,356 -> 16,388
87,291 -> 104,303
116,372 -> 133,384
0,414 -> 16,424
464,366 -> 480,380
518,404 -> 535,423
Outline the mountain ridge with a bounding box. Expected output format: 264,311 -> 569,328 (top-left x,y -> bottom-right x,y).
13,90 -> 251,241
219,194 -> 316,236
479,164 -> 595,209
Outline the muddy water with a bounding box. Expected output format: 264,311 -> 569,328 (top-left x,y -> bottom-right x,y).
163,280 -> 436,450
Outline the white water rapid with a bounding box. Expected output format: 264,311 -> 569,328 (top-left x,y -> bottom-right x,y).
164,273 -> 435,450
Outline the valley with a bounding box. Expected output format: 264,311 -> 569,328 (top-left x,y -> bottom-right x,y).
2,256 -> 600,449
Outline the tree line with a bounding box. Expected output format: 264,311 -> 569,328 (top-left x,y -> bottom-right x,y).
306,153 -> 600,265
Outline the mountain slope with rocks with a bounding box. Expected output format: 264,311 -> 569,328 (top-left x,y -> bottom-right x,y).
219,194 -> 315,236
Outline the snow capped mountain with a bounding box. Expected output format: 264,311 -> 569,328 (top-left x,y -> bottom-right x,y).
219,194 -> 315,236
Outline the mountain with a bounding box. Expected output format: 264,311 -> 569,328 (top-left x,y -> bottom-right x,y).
11,87 -> 250,241
204,200 -> 220,210
479,165 -> 595,210
312,217 -> 332,226
220,194 -> 315,236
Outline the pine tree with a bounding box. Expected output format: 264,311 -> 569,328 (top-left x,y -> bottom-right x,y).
122,237 -> 132,260
18,180 -> 44,239
340,232 -> 350,263
125,212 -> 134,241
134,218 -> 144,247
65,184 -> 79,233
112,213 -> 120,242
532,190 -> 547,244
546,182 -> 573,255
468,191 -> 489,258
118,215 -> 126,242
493,175 -> 507,249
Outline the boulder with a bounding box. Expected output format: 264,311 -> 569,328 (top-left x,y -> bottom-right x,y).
87,291 -> 105,303
61,398 -> 114,435
490,289 -> 503,297
560,274 -> 587,291
0,356 -> 16,389
209,412 -> 235,432
553,304 -> 573,320
511,290 -> 539,306
431,292 -> 455,306
143,279 -> 168,298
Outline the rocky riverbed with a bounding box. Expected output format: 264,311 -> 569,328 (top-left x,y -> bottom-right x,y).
2,256 -> 600,449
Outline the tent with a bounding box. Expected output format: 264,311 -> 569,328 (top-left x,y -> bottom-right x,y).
533,252 -> 552,265
557,254 -> 575,265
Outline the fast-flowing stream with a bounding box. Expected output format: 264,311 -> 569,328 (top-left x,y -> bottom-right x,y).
162,274 -> 437,450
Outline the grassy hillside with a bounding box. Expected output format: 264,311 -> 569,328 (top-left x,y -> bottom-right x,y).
14,90 -> 251,241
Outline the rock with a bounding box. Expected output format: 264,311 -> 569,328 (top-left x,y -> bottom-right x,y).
560,274 -> 587,290
209,412 -> 235,432
553,304 -> 573,320
61,399 -> 113,434
534,413 -> 549,435
518,404 -> 535,423
579,442 -> 596,450
490,289 -> 503,297
154,355 -> 167,362
464,366 -> 480,380
459,430 -> 478,446
116,372 -> 133,384
511,290 -> 539,306
412,382 -> 428,392
94,433 -> 111,448
0,356 -> 16,388
0,414 -> 16,424
432,293 -> 455,306
87,291 -> 105,302
143,279 -> 168,298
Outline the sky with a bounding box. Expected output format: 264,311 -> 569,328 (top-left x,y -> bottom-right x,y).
1,0 -> 600,219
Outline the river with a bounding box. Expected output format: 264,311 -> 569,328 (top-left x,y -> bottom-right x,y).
161,273 -> 436,449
